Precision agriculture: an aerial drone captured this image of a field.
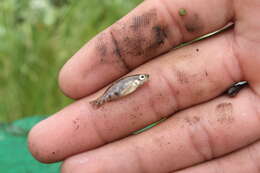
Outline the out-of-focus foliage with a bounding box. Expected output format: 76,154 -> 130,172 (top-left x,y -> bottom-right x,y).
0,0 -> 141,122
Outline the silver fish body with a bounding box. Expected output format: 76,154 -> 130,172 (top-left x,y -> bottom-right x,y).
90,74 -> 149,107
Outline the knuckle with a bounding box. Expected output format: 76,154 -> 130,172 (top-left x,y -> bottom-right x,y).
184,117 -> 215,161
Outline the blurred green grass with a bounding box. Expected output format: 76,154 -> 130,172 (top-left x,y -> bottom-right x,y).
0,0 -> 141,122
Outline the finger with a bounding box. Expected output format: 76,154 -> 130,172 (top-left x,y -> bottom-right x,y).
232,0 -> 260,95
61,89 -> 260,173
174,140 -> 260,173
59,0 -> 234,98
28,30 -> 243,163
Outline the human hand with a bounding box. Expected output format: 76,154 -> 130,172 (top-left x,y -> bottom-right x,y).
28,0 -> 260,172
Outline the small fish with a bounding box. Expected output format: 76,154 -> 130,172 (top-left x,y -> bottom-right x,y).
90,74 -> 149,108
227,81 -> 248,97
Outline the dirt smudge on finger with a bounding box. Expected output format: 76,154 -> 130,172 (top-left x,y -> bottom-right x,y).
131,9 -> 156,31
72,118 -> 80,130
110,31 -> 131,71
182,13 -> 204,33
176,70 -> 190,84
150,25 -> 168,47
95,33 -> 108,63
96,40 -> 107,57
109,8 -> 170,67
215,102 -> 234,124
184,116 -> 200,126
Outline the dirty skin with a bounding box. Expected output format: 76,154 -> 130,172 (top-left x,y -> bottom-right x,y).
216,102 -> 234,124
105,9 -> 169,68
178,8 -> 204,33
131,9 -> 156,31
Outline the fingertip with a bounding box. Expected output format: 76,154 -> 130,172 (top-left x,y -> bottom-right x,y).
58,41 -> 102,99
61,154 -> 101,173
60,157 -> 79,173
58,64 -> 82,99
28,121 -> 58,163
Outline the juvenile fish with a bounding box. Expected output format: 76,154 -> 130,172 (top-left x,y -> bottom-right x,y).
227,81 -> 248,97
90,74 -> 149,108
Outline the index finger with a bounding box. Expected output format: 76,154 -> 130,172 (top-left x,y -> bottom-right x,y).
59,0 -> 234,99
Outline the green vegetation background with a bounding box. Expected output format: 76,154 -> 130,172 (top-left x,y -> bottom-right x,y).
0,0 -> 141,122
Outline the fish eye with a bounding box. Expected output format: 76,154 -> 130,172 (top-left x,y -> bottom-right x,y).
139,74 -> 146,80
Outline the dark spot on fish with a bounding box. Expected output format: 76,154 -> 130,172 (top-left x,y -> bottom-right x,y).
184,13 -> 204,33
131,9 -> 157,31
215,102 -> 234,124
110,31 -> 131,71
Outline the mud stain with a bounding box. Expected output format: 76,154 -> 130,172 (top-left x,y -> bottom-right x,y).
95,33 -> 108,63
184,13 -> 204,33
215,102 -> 234,124
73,118 -> 80,130
151,25 -> 167,46
184,116 -> 200,126
109,8 -> 170,65
176,70 -> 189,84
96,40 -> 107,57
110,31 -> 131,71
131,9 -> 157,31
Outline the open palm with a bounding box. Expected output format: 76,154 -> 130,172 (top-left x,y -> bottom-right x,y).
28,0 -> 260,172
